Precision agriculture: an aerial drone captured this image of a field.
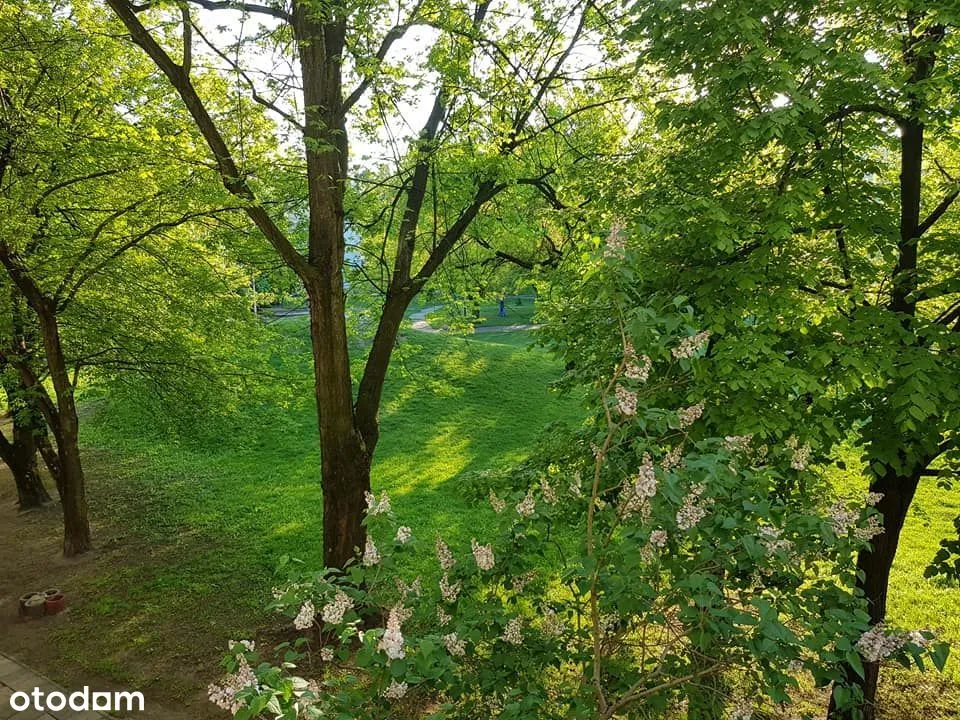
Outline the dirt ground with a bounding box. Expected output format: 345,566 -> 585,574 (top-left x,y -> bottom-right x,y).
0,465 -> 199,719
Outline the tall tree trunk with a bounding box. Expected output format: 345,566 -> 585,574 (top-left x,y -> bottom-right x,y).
829,18 -> 942,719
35,305 -> 91,556
828,466 -> 923,720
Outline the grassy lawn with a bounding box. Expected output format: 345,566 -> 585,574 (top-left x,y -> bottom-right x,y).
5,319 -> 956,718
49,324 -> 581,713
426,299 -> 538,329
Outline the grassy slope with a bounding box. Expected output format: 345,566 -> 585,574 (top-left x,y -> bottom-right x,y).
426,301 -> 538,329
65,325 -> 581,703
49,319 -> 959,716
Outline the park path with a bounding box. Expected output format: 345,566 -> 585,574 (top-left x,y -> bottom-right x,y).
408,305 -> 540,333
0,653 -> 107,719
262,304 -> 540,332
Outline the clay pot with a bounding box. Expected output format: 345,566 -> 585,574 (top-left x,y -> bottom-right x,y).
43,588 -> 61,598
44,593 -> 67,615
24,595 -> 46,619
18,592 -> 43,616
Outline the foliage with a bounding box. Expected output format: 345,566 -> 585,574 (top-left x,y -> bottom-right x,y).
207,280 -> 947,719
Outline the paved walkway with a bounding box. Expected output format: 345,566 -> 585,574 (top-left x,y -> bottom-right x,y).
0,653 -> 105,719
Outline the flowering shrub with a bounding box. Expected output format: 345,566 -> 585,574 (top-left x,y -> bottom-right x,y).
208,236 -> 947,719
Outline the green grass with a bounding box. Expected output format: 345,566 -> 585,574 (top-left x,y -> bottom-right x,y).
65,323 -> 581,703
824,445 -> 960,686
45,318 -> 960,717
426,300 -> 538,329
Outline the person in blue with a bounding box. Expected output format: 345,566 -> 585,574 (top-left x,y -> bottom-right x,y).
498,297 -> 507,317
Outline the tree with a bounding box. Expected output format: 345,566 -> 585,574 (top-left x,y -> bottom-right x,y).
104,0 -> 631,568
0,1 -> 247,554
593,2 -> 960,716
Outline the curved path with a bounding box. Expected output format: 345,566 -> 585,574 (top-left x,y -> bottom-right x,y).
408,305 -> 540,334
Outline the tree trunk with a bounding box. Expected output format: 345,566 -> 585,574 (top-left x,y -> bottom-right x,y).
0,423 -> 50,509
828,466 -> 922,720
35,305 -> 91,556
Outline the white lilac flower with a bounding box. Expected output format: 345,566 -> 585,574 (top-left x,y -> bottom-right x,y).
616,384 -> 638,416
722,435 -> 753,453
293,600 -> 316,630
439,573 -> 461,603
437,606 -> 452,625
866,492 -> 884,507
677,401 -> 705,428
364,490 -> 392,516
378,606 -> 407,660
671,331 -> 710,360
443,632 -> 467,656
396,577 -> 421,598
790,443 -> 811,471
321,590 -> 353,624
502,616 -> 523,645
471,538 -> 495,570
661,445 -> 684,471
604,221 -> 627,257
649,529 -> 668,548
207,656 -> 258,714
541,477 -> 558,505
512,570 -> 536,593
623,340 -> 652,383
381,680 -> 408,700
758,526 -> 793,555
620,456 -> 657,519
230,639 -> 255,653
728,697 -> 752,720
516,490 -> 536,517
676,483 -> 710,530
489,490 -> 507,513
320,646 -> 334,662
395,526 -> 412,544
569,472 -> 583,497
362,537 -> 381,566
539,606 -> 565,637
436,537 -> 456,570
855,623 -> 908,663
854,514 -> 884,542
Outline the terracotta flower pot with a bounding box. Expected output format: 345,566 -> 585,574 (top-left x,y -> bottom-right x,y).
24,596 -> 46,619
45,593 -> 67,615
19,592 -> 43,616
43,588 -> 61,598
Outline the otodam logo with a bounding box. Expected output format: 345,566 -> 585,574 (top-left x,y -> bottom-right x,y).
9,686 -> 145,713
